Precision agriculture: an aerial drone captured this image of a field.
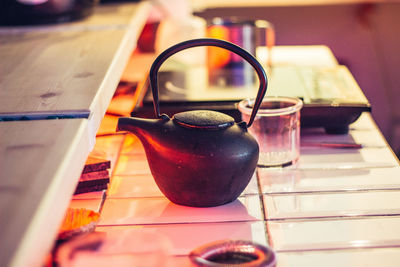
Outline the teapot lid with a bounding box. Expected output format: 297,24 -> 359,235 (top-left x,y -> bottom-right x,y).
173,110 -> 234,130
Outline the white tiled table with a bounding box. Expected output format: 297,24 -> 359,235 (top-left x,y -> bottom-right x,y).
69,111 -> 400,266
65,42 -> 399,265
65,45 -> 399,266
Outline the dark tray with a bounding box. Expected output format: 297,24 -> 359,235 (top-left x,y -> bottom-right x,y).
132,65 -> 371,134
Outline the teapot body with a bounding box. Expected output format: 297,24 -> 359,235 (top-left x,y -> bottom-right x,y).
135,118 -> 258,207
117,38 -> 267,207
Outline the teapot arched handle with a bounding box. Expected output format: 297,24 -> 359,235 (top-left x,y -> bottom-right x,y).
149,38 -> 268,128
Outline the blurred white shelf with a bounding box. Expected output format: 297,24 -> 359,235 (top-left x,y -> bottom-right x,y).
191,0 -> 394,11
0,2 -> 151,267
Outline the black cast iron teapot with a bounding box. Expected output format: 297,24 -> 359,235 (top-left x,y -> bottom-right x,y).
117,38 -> 267,207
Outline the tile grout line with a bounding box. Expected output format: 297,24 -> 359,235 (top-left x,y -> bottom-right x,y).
263,187 -> 400,196
109,133 -> 128,179
97,218 -> 264,227
255,169 -> 273,247
276,243 -> 400,253
105,192 -> 260,200
96,133 -> 128,220
256,169 -> 267,221
265,213 -> 400,222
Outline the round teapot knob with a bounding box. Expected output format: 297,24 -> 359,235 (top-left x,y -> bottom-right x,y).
149,38 -> 268,128
173,110 -> 235,130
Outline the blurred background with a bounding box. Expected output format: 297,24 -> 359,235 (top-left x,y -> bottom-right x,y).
187,0 -> 400,157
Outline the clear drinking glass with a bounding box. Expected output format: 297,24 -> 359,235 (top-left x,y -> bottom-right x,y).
238,97 -> 303,167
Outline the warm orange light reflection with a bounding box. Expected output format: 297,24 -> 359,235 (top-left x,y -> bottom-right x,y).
207,25 -> 231,68
121,134 -> 146,154
58,208 -> 100,239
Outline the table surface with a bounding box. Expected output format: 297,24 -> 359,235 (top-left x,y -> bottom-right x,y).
70,110 -> 400,267
0,3 -> 150,267
66,46 -> 400,266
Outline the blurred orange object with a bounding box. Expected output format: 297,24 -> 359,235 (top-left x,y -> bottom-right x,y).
207,25 -> 231,68
58,208 -> 100,241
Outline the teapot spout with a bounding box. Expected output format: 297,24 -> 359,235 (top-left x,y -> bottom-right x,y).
117,117 -> 142,133
116,115 -> 170,138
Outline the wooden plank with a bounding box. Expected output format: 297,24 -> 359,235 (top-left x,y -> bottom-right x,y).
0,2 -> 150,126
0,29 -> 123,116
74,184 -> 108,195
76,178 -> 110,189
80,170 -> 110,181
82,157 -> 111,174
0,119 -> 91,267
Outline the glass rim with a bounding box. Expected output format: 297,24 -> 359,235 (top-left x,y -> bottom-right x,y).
208,17 -> 273,28
238,96 -> 303,116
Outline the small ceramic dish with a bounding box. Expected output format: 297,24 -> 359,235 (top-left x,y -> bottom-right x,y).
189,239 -> 276,267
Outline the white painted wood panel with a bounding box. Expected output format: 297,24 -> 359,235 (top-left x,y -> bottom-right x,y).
0,3 -> 151,267
0,119 -> 90,267
0,2 -> 150,127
